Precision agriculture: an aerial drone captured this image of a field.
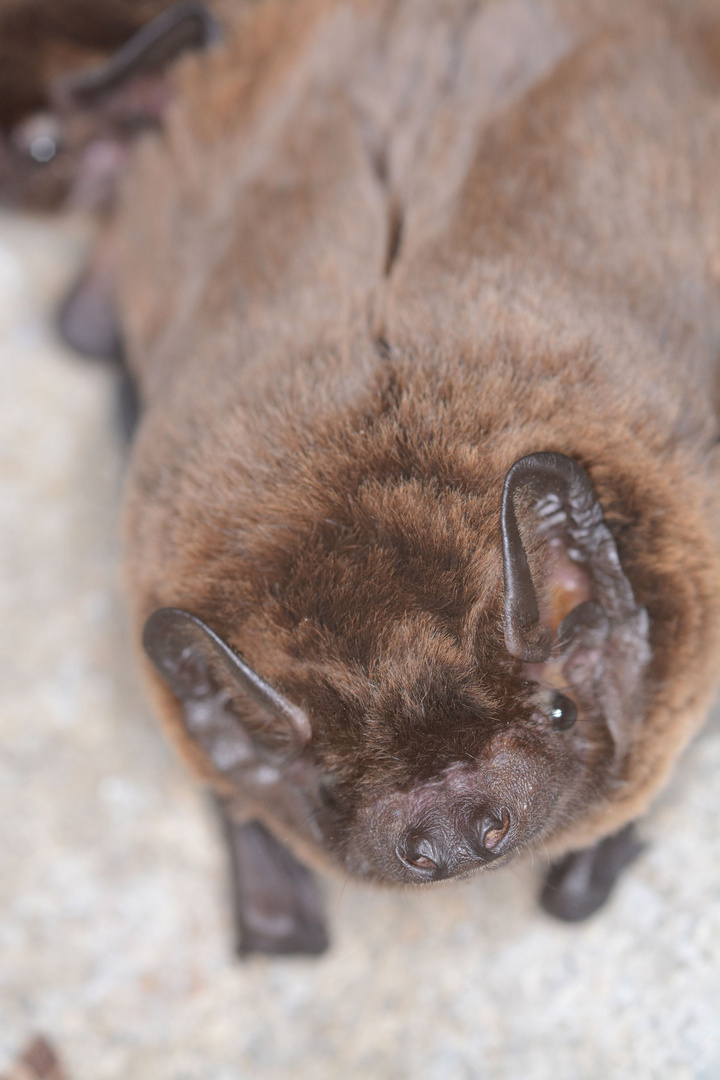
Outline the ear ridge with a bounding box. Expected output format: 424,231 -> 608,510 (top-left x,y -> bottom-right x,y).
143,607 -> 312,748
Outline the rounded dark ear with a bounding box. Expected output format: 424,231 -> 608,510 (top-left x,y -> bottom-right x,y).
501,452 -> 637,661
143,608 -> 311,772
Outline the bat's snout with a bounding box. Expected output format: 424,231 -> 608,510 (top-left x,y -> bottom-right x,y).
344,737 -> 559,884
395,807 -> 513,881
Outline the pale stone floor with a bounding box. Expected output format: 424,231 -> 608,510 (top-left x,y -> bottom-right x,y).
1,211 -> 719,1080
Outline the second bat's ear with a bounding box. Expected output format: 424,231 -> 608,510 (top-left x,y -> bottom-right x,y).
501,452 -> 639,662
51,1 -> 221,116
143,608 -> 311,773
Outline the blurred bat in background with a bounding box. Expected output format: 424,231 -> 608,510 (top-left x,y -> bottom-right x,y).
27,0 -> 720,955
0,0 -> 177,129
0,0 -> 220,214
0,1 -> 222,367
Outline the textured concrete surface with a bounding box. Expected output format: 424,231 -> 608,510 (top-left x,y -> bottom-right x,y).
1,210 -> 719,1080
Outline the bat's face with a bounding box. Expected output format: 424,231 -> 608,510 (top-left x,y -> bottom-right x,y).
144,453 -> 650,885
314,707 -> 576,884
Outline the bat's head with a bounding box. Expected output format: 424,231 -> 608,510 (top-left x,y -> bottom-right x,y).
0,3 -> 220,211
143,453 -> 650,884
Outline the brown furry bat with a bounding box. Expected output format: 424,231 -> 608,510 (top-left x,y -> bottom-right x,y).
111,0 -> 720,954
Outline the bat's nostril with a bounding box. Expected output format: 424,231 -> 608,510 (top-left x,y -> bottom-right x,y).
397,832 -> 443,878
407,852 -> 438,872
474,808 -> 512,857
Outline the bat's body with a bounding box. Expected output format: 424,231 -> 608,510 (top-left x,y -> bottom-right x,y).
116,0 -> 720,952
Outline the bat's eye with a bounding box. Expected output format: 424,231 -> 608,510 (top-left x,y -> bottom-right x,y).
14,115 -> 63,163
29,134 -> 58,163
550,692 -> 577,732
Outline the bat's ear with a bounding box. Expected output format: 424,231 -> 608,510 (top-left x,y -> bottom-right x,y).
501,452 -> 650,751
51,1 -> 221,117
143,608 -> 311,774
501,452 -> 638,661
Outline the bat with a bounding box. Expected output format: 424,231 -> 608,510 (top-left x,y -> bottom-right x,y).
0,0 -> 220,214
0,0 -> 179,131
107,0 -> 720,954
0,0 -> 223,376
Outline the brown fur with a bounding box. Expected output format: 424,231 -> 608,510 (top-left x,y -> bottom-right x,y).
118,0 -> 720,872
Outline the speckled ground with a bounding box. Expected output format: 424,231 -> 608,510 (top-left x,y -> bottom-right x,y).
1,211 -> 719,1080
